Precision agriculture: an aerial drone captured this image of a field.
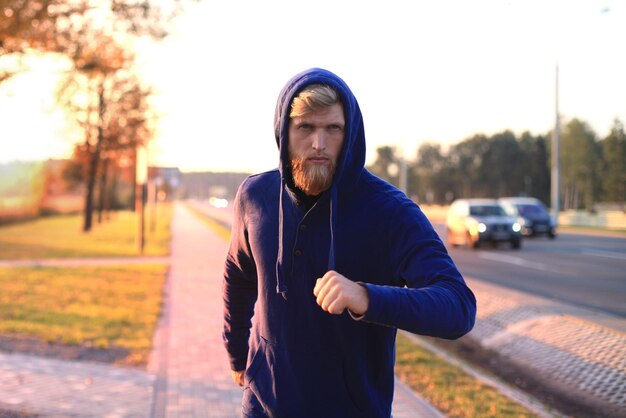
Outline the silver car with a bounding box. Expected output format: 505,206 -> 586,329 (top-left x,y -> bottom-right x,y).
446,198 -> 522,249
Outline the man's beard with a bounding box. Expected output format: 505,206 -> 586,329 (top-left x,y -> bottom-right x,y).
290,154 -> 337,196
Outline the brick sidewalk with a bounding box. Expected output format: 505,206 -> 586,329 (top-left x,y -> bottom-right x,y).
147,203 -> 242,417
0,352 -> 154,417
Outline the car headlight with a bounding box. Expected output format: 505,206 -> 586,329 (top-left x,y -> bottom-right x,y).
512,223 -> 521,232
477,223 -> 487,233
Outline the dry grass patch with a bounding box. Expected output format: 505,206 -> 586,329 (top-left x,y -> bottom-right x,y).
0,264 -> 167,366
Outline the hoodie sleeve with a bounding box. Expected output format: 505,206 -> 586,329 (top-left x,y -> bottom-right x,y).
223,179 -> 258,371
359,202 -> 476,339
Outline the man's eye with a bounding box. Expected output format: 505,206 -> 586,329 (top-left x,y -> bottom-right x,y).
299,124 -> 312,130
328,125 -> 343,131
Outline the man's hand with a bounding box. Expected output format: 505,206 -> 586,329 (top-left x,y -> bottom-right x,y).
231,369 -> 245,387
313,270 -> 369,315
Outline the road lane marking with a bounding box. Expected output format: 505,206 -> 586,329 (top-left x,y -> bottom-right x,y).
478,252 -> 553,272
581,249 -> 626,261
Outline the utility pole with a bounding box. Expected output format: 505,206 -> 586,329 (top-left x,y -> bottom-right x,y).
136,144 -> 148,254
551,64 -> 561,226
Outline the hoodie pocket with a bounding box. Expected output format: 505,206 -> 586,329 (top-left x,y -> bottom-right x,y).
245,337 -> 305,416
244,341 -> 263,387
244,338 -> 274,414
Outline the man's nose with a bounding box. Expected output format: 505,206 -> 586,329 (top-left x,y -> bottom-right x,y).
312,130 -> 326,150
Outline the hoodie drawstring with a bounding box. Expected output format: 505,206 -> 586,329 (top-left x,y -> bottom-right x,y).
276,178 -> 288,299
327,186 -> 338,271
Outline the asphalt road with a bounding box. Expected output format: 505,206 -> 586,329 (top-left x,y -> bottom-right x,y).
433,222 -> 626,318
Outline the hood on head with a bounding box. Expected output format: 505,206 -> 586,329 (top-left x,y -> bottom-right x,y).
273,68 -> 367,298
273,68 -> 366,193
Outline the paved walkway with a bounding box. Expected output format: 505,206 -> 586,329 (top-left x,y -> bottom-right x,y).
0,353 -> 155,417
0,203 -> 445,417
147,203 -> 242,417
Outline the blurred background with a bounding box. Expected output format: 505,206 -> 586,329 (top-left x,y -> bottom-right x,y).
1,1 -> 625,418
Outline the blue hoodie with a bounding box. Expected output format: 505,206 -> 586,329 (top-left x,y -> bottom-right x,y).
223,68 -> 476,417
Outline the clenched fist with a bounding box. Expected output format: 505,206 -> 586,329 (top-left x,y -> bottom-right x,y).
313,270 -> 369,315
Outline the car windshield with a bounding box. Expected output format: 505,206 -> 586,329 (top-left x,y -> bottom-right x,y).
469,205 -> 506,216
517,204 -> 548,216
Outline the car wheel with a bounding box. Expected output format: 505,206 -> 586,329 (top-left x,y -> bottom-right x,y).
511,239 -> 522,249
548,231 -> 556,239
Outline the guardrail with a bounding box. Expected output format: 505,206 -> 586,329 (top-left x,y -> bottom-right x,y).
558,209 -> 626,230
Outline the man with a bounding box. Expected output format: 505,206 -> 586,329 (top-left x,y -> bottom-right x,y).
223,68 -> 476,417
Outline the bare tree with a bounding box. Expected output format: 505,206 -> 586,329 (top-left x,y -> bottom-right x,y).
58,49 -> 155,231
56,31 -> 135,232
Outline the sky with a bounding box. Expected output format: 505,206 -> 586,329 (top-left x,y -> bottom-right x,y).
1,0 -> 625,174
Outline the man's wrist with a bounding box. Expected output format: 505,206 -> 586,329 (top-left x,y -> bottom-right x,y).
349,282 -> 370,318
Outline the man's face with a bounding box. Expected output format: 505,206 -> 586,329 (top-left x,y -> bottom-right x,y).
288,103 -> 345,196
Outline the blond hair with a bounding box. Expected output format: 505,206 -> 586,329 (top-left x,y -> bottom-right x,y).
290,84 -> 340,118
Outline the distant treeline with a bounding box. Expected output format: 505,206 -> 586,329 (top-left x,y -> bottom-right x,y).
2,117 -> 624,226
368,118 -> 626,210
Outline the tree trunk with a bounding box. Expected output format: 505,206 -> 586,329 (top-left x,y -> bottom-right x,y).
97,156 -> 109,224
130,148 -> 137,212
585,170 -> 594,212
83,81 -> 105,232
105,162 -> 117,220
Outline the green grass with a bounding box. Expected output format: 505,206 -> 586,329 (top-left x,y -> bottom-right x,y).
395,333 -> 539,418
0,203 -> 172,259
0,264 -> 167,366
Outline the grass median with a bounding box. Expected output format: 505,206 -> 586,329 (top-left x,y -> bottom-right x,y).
185,202 -> 231,241
0,204 -> 173,366
395,333 -> 539,417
